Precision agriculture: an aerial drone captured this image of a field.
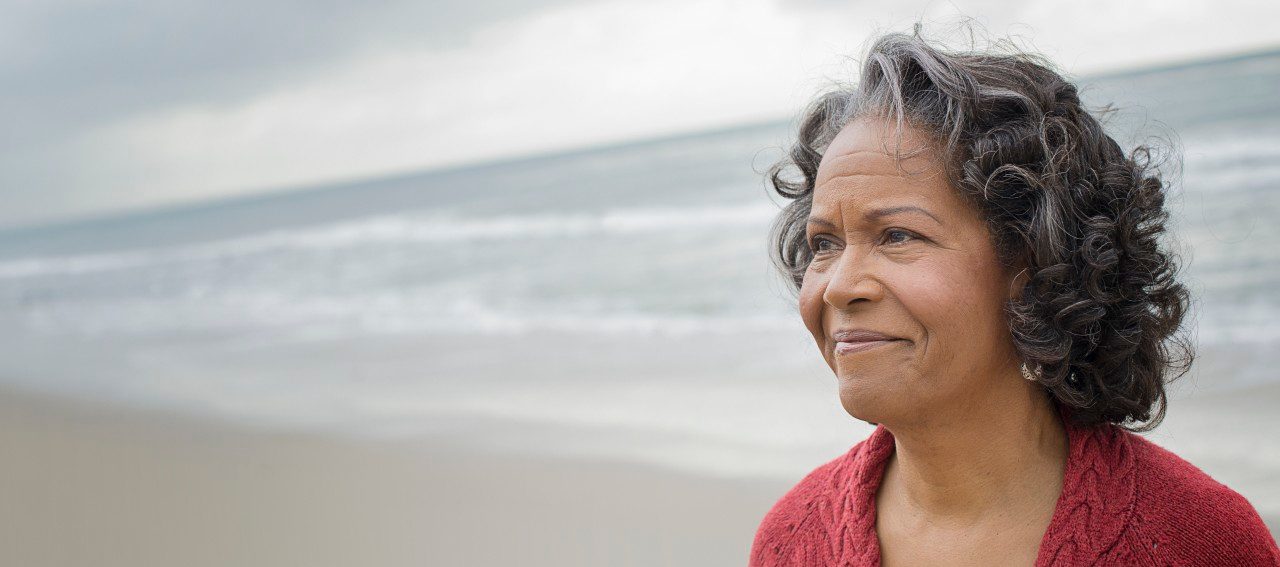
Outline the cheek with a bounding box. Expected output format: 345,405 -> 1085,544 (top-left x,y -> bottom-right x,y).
890,255 -> 1010,353
797,268 -> 827,347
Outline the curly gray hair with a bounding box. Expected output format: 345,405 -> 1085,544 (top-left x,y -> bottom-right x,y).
768,31 -> 1193,431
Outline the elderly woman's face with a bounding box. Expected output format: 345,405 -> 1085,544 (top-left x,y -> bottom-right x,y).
799,117 -> 1022,426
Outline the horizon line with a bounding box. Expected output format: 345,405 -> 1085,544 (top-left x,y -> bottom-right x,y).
5,42 -> 1278,237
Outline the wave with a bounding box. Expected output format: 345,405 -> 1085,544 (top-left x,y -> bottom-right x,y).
1182,130 -> 1280,165
21,296 -> 802,345
0,201 -> 779,279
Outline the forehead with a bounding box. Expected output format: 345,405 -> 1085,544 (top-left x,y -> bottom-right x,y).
812,118 -> 949,207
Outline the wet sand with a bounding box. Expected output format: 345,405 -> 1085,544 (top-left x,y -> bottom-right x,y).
1,381 -> 1275,567
0,386 -> 785,567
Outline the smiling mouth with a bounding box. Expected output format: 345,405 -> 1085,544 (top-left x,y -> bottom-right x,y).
834,339 -> 901,355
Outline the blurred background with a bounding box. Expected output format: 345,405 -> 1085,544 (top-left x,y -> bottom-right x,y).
2,1 -> 1278,565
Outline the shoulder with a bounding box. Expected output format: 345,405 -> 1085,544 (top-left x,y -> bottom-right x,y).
1124,431 -> 1280,565
748,437 -> 874,567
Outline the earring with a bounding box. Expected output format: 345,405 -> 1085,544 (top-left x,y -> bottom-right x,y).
1020,362 -> 1041,382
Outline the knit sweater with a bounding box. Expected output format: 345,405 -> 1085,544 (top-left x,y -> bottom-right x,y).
749,413 -> 1280,566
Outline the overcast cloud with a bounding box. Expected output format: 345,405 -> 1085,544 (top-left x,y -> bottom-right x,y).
4,0 -> 1279,229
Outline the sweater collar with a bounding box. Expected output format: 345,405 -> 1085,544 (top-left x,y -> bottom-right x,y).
838,405 -> 1137,566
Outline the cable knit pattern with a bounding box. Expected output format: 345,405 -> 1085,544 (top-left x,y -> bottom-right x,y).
749,411 -> 1280,566
1035,420 -> 1135,564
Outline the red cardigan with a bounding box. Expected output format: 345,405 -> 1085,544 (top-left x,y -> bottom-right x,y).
749,413 -> 1280,566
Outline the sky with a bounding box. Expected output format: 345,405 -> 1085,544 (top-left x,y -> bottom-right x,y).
4,0 -> 1279,229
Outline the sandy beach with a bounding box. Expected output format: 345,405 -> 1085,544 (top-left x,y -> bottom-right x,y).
2,375 -> 1276,567
0,386 -> 788,567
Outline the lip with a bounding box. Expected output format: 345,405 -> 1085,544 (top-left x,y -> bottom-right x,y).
830,329 -> 903,355
832,329 -> 896,342
834,339 -> 898,355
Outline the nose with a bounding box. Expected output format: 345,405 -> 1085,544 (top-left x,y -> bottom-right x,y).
822,248 -> 884,308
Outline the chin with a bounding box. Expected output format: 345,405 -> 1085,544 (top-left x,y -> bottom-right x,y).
836,376 -> 896,427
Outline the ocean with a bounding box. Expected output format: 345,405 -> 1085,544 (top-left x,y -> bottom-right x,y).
2,49 -> 1278,480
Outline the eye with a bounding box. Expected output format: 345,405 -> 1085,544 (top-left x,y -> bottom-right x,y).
809,235 -> 839,253
882,228 -> 919,245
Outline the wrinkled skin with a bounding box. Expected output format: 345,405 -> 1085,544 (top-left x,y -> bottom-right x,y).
799,117 -> 1025,428
798,117 -> 1066,567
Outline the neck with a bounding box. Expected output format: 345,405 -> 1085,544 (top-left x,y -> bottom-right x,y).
879,377 -> 1068,524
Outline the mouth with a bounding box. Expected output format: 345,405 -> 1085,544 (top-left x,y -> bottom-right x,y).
833,339 -> 901,355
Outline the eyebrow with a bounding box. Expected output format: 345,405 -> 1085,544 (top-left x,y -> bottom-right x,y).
807,205 -> 942,229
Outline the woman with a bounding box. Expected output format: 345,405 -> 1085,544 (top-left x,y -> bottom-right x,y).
749,32 -> 1280,566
